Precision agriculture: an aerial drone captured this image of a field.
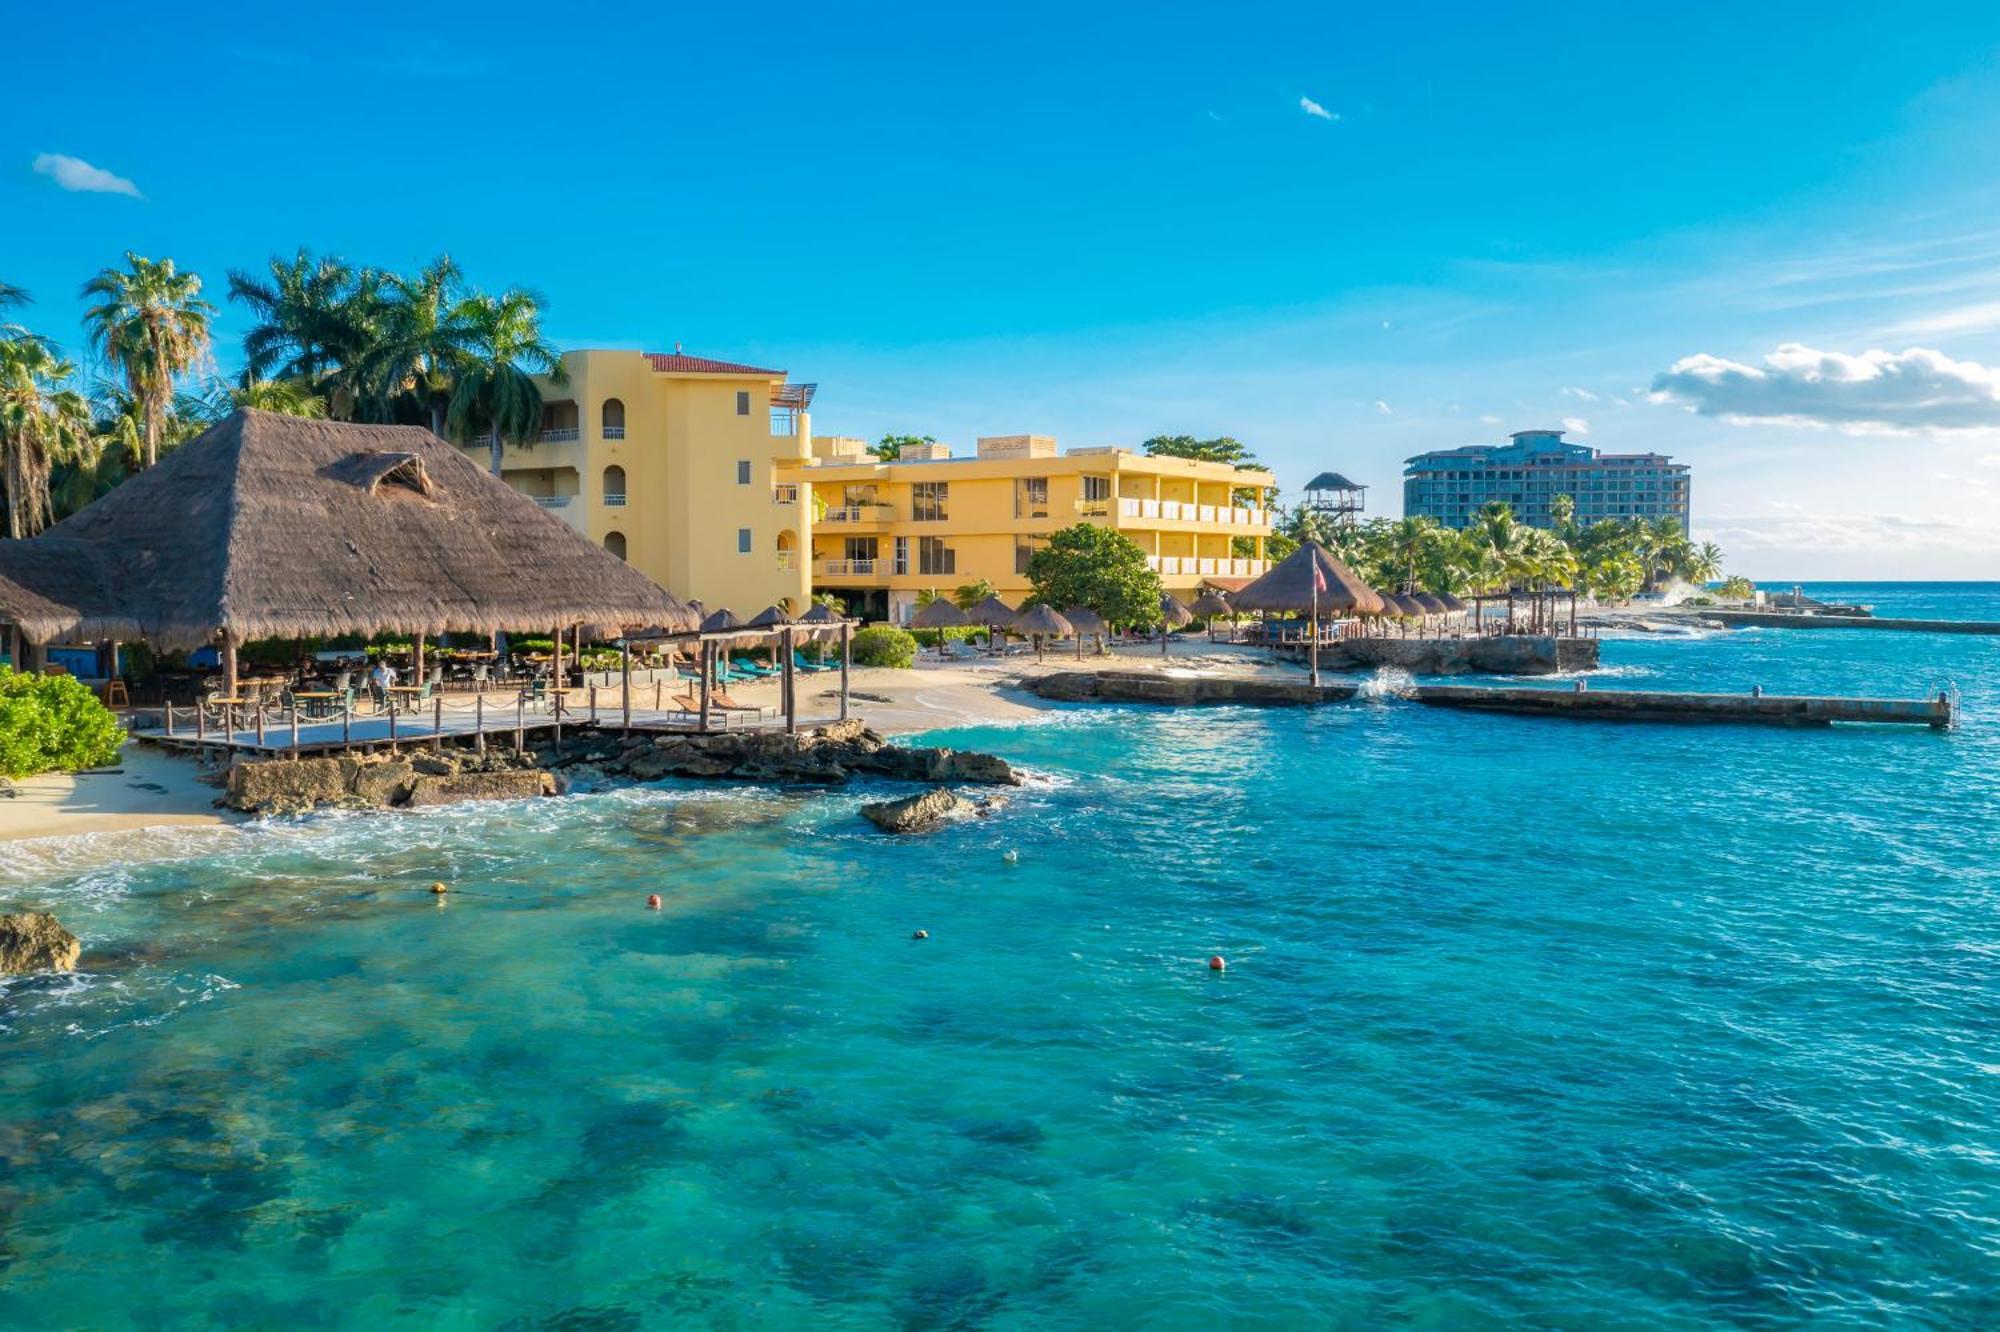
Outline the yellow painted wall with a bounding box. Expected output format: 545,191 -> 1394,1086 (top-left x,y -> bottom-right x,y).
785,448 -> 1273,619
465,350 -> 812,617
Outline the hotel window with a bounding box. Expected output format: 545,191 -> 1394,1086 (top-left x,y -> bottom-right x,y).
893,536 -> 910,575
912,481 -> 949,522
918,536 -> 955,576
604,531 -> 627,560
736,391 -> 751,415
844,537 -> 879,563
1016,477 -> 1049,519
736,459 -> 752,485
600,398 -> 626,439
1014,536 -> 1048,576
737,528 -> 751,554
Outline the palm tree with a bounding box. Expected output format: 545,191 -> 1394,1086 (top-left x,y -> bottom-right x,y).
1680,540 -> 1723,587
230,377 -> 328,418
1,282 -> 40,344
445,287 -> 565,475
1383,516 -> 1438,593
363,255 -> 472,432
0,339 -> 91,538
950,578 -> 995,611
227,249 -> 375,391
80,253 -> 215,467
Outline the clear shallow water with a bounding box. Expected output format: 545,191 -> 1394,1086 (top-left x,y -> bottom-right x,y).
2,588 -> 1998,1329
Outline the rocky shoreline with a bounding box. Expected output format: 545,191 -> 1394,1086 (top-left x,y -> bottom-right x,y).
224,719 -> 1019,815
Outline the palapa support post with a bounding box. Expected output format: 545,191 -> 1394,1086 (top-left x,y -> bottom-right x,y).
838,621 -> 851,721
620,641 -> 632,735
291,702 -> 300,755
341,703 -> 351,751
414,633 -> 424,685
432,695 -> 443,752
255,702 -> 266,748
699,641 -> 713,731
552,623 -> 565,746
165,702 -> 176,738
196,699 -> 206,742
782,626 -> 797,733
475,693 -> 486,754
515,697 -> 525,750
654,679 -> 662,711
589,685 -> 598,724
388,705 -> 398,753
1309,572 -> 1321,690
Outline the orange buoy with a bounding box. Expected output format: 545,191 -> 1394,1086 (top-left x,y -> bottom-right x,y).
912,929 -> 929,940
429,882 -> 449,895
1208,955 -> 1226,971
646,894 -> 662,910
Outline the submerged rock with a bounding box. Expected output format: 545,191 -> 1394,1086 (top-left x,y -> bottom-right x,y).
0,912 -> 81,975
861,788 -> 972,833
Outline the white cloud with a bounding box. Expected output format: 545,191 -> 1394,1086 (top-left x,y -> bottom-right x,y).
1561,386 -> 1598,401
1560,415 -> 1590,436
1885,299 -> 2000,337
1649,343 -> 2000,433
1374,399 -> 1393,415
32,152 -> 141,198
1702,512 -> 2000,556
1299,97 -> 1337,122
1478,414 -> 1501,425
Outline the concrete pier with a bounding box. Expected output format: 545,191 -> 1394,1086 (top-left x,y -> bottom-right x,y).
1414,685 -> 1955,728
1707,610 -> 2000,635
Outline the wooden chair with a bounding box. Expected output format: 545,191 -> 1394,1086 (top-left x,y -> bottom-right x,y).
103,679 -> 130,707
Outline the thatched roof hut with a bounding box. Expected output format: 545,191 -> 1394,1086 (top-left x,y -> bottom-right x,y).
1060,606 -> 1106,636
1230,541 -> 1385,617
1380,592 -> 1424,618
965,594 -> 1020,628
1190,591 -> 1233,618
797,602 -> 844,625
1437,592 -> 1467,614
1410,591 -> 1448,615
0,410 -> 697,651
699,608 -> 744,633
910,599 -> 970,630
1014,604 -> 1073,637
1159,593 -> 1194,628
746,605 -> 793,628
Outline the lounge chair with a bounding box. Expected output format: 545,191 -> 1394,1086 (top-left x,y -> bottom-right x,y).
730,655 -> 778,677
793,651 -> 836,673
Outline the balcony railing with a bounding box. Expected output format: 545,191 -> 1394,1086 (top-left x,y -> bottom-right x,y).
534,495 -> 573,509
772,484 -> 799,505
1117,497 -> 1270,525
602,426 -> 626,440
771,408 -> 801,437
603,493 -> 627,507
1146,556 -> 1268,577
538,427 -> 579,443
816,558 -> 878,576
1074,499 -> 1113,517
820,504 -> 897,523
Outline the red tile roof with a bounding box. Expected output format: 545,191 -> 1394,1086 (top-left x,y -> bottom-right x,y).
644,352 -> 785,377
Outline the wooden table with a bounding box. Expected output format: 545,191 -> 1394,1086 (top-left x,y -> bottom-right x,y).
292,690 -> 341,719
385,685 -> 427,715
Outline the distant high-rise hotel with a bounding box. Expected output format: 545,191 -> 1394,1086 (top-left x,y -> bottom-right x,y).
1402,428 -> 1690,531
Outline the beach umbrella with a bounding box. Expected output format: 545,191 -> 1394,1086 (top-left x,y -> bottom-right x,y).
797,601 -> 843,624
966,593 -> 1020,653
1062,605 -> 1108,659
1159,592 -> 1193,657
699,607 -> 742,634
1410,592 -> 1448,616
1437,592 -> 1466,614
1013,603 -> 1073,663
1231,541 -> 1387,619
1191,590 -> 1233,641
910,598 -> 970,657
746,605 -> 793,627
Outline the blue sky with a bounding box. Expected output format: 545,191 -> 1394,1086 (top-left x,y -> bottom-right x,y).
11,1 -> 2000,577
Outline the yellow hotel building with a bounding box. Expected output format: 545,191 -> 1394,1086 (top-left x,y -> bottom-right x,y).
469,349 -> 815,615
784,434 -> 1273,624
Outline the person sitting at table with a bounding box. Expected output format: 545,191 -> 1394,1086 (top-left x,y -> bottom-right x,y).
369,659 -> 397,709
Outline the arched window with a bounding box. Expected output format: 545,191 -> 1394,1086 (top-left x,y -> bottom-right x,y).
604,531 -> 627,560
601,398 -> 626,439
776,529 -> 796,571
603,465 -> 626,506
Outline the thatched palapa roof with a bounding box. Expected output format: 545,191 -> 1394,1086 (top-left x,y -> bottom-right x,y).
1230,541 -> 1386,616
965,594 -> 1020,628
1159,593 -> 1194,628
1190,591 -> 1233,618
0,411 -> 698,650
1060,606 -> 1107,635
1014,604 -> 1073,637
910,599 -> 970,630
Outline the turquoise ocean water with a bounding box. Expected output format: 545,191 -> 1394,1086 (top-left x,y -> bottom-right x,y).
2,584 -> 1997,1329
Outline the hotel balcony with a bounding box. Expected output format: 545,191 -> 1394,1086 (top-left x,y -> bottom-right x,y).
538,427 -> 580,443
1117,498 -> 1270,527
815,558 -> 884,579
1147,556 -> 1269,578
818,504 -> 899,525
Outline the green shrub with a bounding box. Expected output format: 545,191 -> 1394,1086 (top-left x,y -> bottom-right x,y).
0,668 -> 127,780
850,625 -> 917,669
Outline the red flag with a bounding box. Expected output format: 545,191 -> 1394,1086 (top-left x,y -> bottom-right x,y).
1312,558 -> 1328,595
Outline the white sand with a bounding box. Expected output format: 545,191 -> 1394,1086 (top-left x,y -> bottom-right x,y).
0,742 -> 238,843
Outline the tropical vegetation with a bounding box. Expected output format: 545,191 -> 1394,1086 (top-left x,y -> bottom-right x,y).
850,624 -> 918,669
0,247 -> 566,530
1024,523 -> 1164,628
0,667 -> 126,780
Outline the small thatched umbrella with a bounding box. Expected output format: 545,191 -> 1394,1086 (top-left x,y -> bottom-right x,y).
1191,589 -> 1233,641
1437,592 -> 1467,614
1159,592 -> 1194,657
910,598 -> 970,658
1062,605 -> 1108,659
1410,591 -> 1448,616
1013,603 -> 1073,663
966,593 -> 1020,654
746,605 -> 792,628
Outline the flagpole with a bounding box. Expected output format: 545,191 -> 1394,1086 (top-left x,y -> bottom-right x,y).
1309,561 -> 1321,689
